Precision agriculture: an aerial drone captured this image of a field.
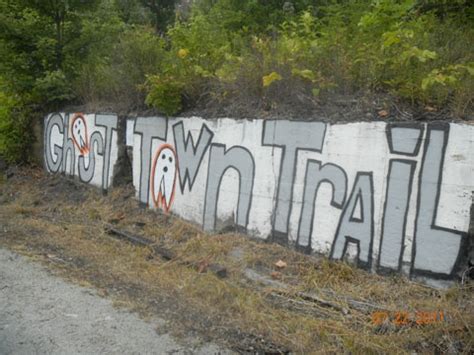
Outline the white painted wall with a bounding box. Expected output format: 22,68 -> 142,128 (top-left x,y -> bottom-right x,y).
45,113 -> 474,281
126,117 -> 473,280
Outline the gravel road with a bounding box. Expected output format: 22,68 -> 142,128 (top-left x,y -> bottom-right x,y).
0,248 -> 228,355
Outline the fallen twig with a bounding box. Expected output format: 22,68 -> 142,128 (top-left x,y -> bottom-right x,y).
105,224 -> 175,259
104,224 -> 227,278
268,291 -> 335,318
243,268 -> 390,315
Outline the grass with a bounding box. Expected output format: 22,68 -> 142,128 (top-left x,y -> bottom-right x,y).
0,167 -> 472,353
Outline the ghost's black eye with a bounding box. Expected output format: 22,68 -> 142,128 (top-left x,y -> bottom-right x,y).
163,167 -> 168,173
162,154 -> 166,159
78,120 -> 81,125
169,157 -> 173,163
75,124 -> 77,129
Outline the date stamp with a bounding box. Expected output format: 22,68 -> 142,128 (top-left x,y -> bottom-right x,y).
371,310 -> 445,326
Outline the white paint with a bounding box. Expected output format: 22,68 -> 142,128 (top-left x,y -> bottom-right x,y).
49,113 -> 474,281
126,119 -> 135,147
129,117 -> 473,280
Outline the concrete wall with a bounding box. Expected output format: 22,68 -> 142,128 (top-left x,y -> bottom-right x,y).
44,113 -> 474,283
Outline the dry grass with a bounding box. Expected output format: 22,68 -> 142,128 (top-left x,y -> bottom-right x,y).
0,168 -> 472,354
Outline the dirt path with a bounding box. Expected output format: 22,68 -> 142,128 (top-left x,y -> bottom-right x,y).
0,248 -> 228,355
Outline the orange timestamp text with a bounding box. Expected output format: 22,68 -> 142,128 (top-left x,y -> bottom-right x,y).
371,310 -> 445,326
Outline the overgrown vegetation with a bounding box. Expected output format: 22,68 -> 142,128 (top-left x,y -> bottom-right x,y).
1,0 -> 473,162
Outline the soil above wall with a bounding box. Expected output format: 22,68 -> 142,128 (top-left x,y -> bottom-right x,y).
62,92 -> 473,123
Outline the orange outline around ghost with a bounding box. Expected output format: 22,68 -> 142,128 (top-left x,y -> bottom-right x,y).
150,143 -> 178,213
71,113 -> 90,155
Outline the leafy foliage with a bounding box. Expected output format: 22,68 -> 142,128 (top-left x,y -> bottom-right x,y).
0,0 -> 473,162
141,0 -> 473,115
145,74 -> 184,115
0,80 -> 32,163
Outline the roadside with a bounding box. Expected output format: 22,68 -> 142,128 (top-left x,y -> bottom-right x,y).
0,168 -> 472,354
0,248 -> 228,355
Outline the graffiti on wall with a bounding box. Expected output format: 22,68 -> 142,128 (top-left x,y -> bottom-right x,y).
151,144 -> 178,212
71,113 -> 90,156
45,113 -> 474,281
44,112 -> 118,190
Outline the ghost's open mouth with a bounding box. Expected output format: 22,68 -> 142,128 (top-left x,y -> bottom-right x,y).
79,136 -> 87,151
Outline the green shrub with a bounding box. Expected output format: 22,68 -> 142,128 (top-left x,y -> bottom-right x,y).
33,70 -> 75,108
144,74 -> 184,116
142,13 -> 245,114
0,87 -> 32,163
74,26 -> 167,108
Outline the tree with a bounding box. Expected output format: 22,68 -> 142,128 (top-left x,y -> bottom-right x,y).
18,0 -> 100,70
114,0 -> 151,24
139,0 -> 177,34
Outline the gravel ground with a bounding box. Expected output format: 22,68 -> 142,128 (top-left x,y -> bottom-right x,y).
0,248 -> 229,355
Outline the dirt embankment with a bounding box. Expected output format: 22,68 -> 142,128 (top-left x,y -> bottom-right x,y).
0,168 -> 473,354
64,91 -> 474,123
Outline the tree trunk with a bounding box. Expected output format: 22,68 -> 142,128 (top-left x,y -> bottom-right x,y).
54,9 -> 64,70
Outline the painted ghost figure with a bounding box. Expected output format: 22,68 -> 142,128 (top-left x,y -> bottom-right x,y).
151,144 -> 178,212
71,113 -> 90,156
